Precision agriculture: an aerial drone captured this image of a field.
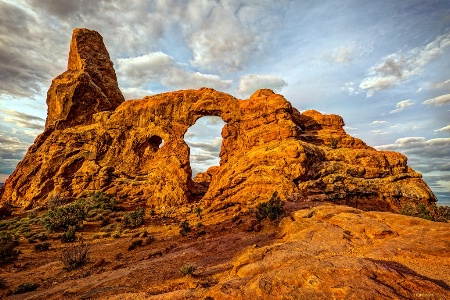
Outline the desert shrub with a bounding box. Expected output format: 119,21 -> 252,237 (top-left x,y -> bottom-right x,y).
36,232 -> 48,241
145,236 -> 155,245
179,220 -> 191,236
128,239 -> 143,251
255,191 -> 285,222
34,242 -> 51,252
100,224 -> 115,233
179,264 -> 196,276
86,208 -> 111,222
60,226 -> 77,243
0,201 -> 13,217
89,192 -> 117,211
401,203 -> 434,221
60,242 -> 90,271
330,138 -> 340,149
42,200 -> 88,232
47,193 -> 70,209
112,224 -> 123,238
416,203 -> 433,220
28,235 -> 38,243
195,207 -> 202,219
28,210 -> 38,219
430,204 -> 450,223
100,217 -> 110,227
122,207 -> 145,228
12,282 -> 39,295
0,231 -> 19,263
0,276 -> 6,288
400,203 -> 415,216
112,224 -> 122,238
434,205 -> 450,222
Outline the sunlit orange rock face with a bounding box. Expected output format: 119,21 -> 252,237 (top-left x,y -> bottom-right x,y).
0,28 -> 437,211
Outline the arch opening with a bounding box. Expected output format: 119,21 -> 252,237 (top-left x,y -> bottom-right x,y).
149,135 -> 164,149
185,116 -> 225,177
185,116 -> 225,199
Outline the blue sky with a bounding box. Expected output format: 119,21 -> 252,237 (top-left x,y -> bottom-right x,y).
0,0 -> 449,204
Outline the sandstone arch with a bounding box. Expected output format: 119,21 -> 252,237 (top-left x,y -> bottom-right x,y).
0,28 -> 437,212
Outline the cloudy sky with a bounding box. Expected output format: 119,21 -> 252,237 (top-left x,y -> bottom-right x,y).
0,0 -> 449,204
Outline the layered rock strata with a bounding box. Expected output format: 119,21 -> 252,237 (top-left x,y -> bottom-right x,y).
0,28 -> 437,212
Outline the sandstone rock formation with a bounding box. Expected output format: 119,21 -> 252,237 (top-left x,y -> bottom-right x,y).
46,28 -> 124,129
0,28 -> 437,212
204,205 -> 450,299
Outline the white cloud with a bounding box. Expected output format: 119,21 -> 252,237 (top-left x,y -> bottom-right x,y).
371,130 -> 389,135
237,74 -> 287,97
437,180 -> 450,192
1,109 -> 45,130
342,81 -> 359,95
187,1 -> 286,72
435,124 -> 450,133
375,137 -> 450,176
117,52 -> 232,92
330,43 -> 356,63
422,94 -> 450,106
376,137 -> 450,155
389,99 -> 414,113
205,116 -> 224,126
325,42 -> 372,65
371,120 -> 388,126
359,33 -> 450,96
121,87 -> 155,100
431,79 -> 450,89
0,1 -> 290,100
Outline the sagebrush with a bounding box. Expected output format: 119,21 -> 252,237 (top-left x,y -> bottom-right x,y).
255,191 -> 285,222
60,242 -> 90,271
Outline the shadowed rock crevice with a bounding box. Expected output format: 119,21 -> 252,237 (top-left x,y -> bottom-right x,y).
0,28 -> 438,212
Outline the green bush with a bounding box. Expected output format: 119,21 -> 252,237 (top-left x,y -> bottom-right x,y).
195,207 -> 202,219
401,203 -> 434,221
330,138 -> 340,149
47,193 -> 69,209
100,224 -> 115,233
179,265 -> 196,276
60,226 -> 77,243
434,205 -> 450,222
400,203 -> 415,216
42,200 -> 88,232
179,220 -> 191,236
89,192 -> 117,211
34,242 -> 51,252
255,191 -> 285,222
0,231 -> 20,263
60,242 -> 90,271
12,282 -> 39,295
416,203 -> 433,220
122,207 -> 145,228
